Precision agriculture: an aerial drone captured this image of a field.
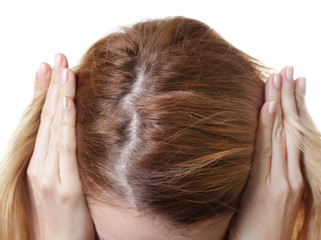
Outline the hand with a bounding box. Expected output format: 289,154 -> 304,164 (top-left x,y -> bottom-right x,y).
27,54 -> 95,240
227,66 -> 306,240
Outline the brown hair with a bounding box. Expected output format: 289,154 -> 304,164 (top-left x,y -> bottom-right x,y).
1,16 -> 321,239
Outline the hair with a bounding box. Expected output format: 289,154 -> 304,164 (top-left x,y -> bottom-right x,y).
1,16 -> 321,240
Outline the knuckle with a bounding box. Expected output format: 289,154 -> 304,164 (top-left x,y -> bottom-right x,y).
34,80 -> 43,93
39,178 -> 55,193
41,108 -> 54,122
60,120 -> 74,128
58,189 -> 72,202
50,75 -> 60,85
58,141 -> 75,156
26,167 -> 38,181
291,175 -> 305,193
58,187 -> 80,204
273,125 -> 285,141
284,88 -> 295,97
274,180 -> 291,199
51,122 -> 60,136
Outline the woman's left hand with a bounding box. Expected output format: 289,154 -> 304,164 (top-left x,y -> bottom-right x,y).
227,66 -> 306,240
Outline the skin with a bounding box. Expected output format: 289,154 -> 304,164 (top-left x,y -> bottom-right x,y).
27,53 -> 306,240
27,55 -> 95,240
88,200 -> 234,240
227,68 -> 306,239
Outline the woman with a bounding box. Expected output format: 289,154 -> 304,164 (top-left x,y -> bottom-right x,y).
0,16 -> 320,239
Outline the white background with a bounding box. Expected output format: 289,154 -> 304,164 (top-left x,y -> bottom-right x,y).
1,0 -> 320,161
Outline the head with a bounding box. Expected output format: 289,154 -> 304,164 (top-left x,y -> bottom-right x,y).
90,200 -> 234,240
3,15 -> 321,240
71,16 -> 270,239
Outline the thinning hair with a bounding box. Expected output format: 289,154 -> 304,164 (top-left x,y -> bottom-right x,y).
1,16 -> 321,239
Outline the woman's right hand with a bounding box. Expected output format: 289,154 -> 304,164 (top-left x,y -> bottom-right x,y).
26,54 -> 95,240
227,66 -> 306,239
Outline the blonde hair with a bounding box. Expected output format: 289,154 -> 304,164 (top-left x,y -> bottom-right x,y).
1,16 -> 321,239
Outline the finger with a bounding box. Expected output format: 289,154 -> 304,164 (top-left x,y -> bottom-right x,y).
31,54 -> 68,169
58,69 -> 79,186
291,77 -> 306,186
279,66 -> 301,184
295,77 -> 306,99
265,73 -> 288,177
44,68 -> 77,183
59,96 -> 81,187
270,101 -> 288,181
265,73 -> 281,103
33,62 -> 51,103
43,88 -> 61,182
264,73 -> 288,179
60,68 -> 76,104
294,77 -> 306,113
251,101 -> 275,180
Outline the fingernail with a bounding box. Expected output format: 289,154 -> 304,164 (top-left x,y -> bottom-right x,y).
54,54 -> 63,70
273,74 -> 281,90
62,96 -> 68,110
298,77 -> 306,96
38,63 -> 48,77
269,101 -> 276,115
61,68 -> 69,85
286,66 -> 293,82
